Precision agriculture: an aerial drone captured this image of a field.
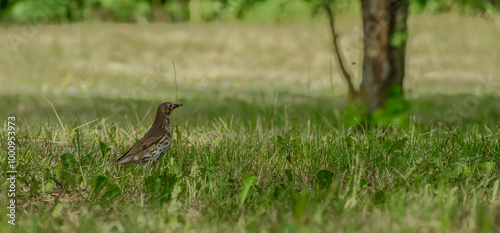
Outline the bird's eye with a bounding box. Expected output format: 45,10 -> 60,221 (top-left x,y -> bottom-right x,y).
168,104 -> 172,108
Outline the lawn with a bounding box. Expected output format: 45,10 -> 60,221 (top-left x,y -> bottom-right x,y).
0,13 -> 499,232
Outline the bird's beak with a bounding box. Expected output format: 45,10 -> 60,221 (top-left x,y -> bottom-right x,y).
173,103 -> 183,109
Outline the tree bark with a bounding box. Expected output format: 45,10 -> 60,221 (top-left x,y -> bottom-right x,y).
360,0 -> 408,113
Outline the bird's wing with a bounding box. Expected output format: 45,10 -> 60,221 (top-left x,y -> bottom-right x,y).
114,148 -> 149,165
115,127 -> 167,165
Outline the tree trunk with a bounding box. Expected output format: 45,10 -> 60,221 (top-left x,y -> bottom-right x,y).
360,0 -> 408,114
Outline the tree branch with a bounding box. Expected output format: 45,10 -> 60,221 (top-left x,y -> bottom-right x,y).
323,0 -> 357,100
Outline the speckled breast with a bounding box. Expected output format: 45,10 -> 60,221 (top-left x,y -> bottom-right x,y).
150,138 -> 172,160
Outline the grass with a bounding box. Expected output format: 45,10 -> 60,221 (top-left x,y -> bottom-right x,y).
1,119 -> 499,232
1,13 -> 500,232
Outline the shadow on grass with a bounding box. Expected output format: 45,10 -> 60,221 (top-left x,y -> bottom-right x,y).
1,92 -> 499,130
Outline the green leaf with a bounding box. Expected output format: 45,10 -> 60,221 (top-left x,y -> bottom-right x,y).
383,138 -> 408,153
99,141 -> 111,156
359,178 -> 368,188
316,170 -> 333,189
60,153 -> 74,170
371,86 -> 409,127
146,176 -> 158,195
157,174 -> 179,203
238,173 -> 258,208
344,136 -> 353,146
392,138 -> 408,150
100,187 -> 121,205
292,189 -> 309,225
145,173 -> 178,203
453,162 -> 471,178
390,32 -> 408,47
371,188 -> 386,205
272,183 -> 284,200
277,136 -> 286,148
92,176 -> 107,200
393,177 -> 406,188
285,169 -> 293,183
44,181 -> 56,192
342,101 -> 368,128
479,162 -> 495,175
51,202 -> 64,217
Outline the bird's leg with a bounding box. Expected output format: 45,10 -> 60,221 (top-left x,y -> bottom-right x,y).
141,161 -> 152,176
143,160 -> 157,175
151,160 -> 158,173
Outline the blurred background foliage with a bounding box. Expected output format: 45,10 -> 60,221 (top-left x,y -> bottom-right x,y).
0,0 -> 498,23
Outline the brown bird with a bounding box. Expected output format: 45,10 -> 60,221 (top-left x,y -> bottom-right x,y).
114,102 -> 183,166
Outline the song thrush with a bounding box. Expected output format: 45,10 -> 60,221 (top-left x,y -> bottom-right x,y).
114,102 -> 183,166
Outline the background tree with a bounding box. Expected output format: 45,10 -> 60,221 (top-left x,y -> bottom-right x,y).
325,0 -> 409,115
360,0 -> 408,114
1,1 -> 496,23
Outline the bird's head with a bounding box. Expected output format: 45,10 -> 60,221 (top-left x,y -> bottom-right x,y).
158,102 -> 183,116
